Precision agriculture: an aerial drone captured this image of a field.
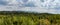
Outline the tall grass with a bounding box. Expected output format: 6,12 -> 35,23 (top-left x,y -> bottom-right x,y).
0,12 -> 60,25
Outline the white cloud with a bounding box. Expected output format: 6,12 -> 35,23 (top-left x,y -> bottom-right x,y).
0,0 -> 60,14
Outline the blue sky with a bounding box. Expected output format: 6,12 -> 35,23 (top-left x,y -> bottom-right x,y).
0,0 -> 60,14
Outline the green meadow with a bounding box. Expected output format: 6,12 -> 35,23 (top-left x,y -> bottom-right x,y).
0,11 -> 60,25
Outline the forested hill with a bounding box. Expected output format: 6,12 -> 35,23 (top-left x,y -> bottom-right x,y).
0,11 -> 53,15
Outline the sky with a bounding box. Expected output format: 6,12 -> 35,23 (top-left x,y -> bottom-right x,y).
0,0 -> 60,14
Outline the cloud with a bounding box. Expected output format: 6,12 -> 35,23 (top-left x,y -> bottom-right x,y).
0,0 -> 60,14
22,0 -> 28,3
22,2 -> 36,7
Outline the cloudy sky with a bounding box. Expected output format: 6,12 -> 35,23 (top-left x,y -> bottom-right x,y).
0,0 -> 60,14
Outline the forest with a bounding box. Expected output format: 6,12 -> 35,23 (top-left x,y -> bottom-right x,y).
0,11 -> 60,25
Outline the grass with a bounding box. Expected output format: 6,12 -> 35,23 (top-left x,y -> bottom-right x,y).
0,11 -> 59,25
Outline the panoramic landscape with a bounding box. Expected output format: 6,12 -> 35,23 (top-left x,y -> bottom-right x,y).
0,0 -> 60,25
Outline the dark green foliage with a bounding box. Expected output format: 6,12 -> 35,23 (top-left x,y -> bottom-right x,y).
0,11 -> 60,25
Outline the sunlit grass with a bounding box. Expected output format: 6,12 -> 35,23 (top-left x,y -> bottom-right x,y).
0,12 -> 59,25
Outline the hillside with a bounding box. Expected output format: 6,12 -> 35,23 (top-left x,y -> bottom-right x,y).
0,11 -> 60,25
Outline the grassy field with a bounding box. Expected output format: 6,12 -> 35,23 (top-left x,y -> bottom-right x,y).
0,11 -> 60,25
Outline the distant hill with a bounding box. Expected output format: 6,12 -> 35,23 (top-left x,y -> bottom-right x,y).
0,11 -> 52,15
